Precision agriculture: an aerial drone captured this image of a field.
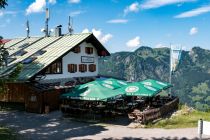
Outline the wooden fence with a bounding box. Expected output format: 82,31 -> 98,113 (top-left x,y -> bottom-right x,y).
128,97 -> 179,124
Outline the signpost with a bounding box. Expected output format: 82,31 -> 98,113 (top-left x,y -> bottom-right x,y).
198,119 -> 210,140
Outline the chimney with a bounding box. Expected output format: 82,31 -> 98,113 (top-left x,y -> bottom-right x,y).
55,25 -> 62,37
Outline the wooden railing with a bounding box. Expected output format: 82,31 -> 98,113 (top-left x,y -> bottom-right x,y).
128,97 -> 179,124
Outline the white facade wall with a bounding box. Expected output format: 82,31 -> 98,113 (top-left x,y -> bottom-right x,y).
44,42 -> 98,80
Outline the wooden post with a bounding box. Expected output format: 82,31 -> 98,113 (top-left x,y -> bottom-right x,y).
198,119 -> 203,140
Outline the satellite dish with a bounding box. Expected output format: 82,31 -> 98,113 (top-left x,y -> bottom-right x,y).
50,29 -> 54,32
41,28 -> 45,32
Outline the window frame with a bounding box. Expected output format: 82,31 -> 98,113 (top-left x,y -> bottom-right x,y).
79,64 -> 87,73
85,47 -> 94,54
44,59 -> 63,74
72,46 -> 81,53
88,64 -> 96,72
68,64 -> 77,73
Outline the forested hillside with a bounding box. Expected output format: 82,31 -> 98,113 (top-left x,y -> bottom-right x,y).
99,46 -> 210,111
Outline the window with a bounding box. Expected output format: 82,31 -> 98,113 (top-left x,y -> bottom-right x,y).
45,59 -> 62,74
79,64 -> 87,72
7,58 -> 16,64
89,64 -> 96,72
13,50 -> 27,56
19,43 -> 29,48
68,64 -> 77,73
72,46 -> 80,53
22,57 -> 37,64
34,50 -> 47,56
100,51 -> 107,56
85,47 -> 93,54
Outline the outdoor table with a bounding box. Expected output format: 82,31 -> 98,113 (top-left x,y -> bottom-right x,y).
116,98 -> 124,101
107,100 -> 117,104
96,105 -> 106,108
127,102 -> 138,106
135,99 -> 145,103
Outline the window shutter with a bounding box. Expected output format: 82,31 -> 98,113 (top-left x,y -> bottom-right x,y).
94,64 -> 96,71
90,48 -> 93,54
89,64 -> 96,72
79,64 -> 82,72
73,46 -> 80,53
74,64 -> 77,72
85,64 -> 87,71
85,47 -> 88,54
68,64 -> 70,72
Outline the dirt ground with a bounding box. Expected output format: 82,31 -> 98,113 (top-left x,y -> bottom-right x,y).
0,110 -> 209,140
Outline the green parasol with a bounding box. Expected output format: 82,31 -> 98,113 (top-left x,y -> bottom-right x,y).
117,82 -> 160,97
140,79 -> 172,90
99,78 -> 128,90
61,81 -> 124,101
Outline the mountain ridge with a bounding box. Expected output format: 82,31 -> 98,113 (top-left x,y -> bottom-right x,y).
99,46 -> 210,111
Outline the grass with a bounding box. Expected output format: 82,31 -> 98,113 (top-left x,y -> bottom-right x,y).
0,126 -> 18,140
146,105 -> 210,129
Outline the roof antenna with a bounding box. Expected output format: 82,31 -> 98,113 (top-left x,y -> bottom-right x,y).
26,20 -> 30,38
45,8 -> 50,37
68,16 -> 74,35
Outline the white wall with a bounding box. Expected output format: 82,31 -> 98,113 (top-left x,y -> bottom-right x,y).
43,42 -> 98,80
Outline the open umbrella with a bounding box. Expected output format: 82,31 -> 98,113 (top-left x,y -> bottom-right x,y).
140,79 -> 172,90
117,82 -> 160,97
61,81 -> 125,101
99,78 -> 127,90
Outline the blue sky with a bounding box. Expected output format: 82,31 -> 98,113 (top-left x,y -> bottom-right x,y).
0,0 -> 210,53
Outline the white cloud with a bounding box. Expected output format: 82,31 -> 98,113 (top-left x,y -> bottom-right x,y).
101,34 -> 113,43
189,27 -> 198,35
0,11 -> 3,17
70,10 -> 85,17
107,19 -> 128,24
123,0 -> 196,15
82,28 -> 89,33
69,0 -> 80,4
49,0 -> 56,4
141,0 -> 196,9
26,0 -> 46,15
0,10 -> 17,17
124,2 -> 140,15
175,5 -> 210,18
126,36 -> 140,48
82,28 -> 113,44
155,43 -> 167,48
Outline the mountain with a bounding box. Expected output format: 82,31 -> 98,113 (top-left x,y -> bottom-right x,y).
99,46 -> 210,111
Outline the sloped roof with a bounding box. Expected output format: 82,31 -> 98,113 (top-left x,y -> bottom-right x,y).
1,33 -> 110,81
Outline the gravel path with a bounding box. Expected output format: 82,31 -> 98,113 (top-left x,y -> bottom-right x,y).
0,111 -> 209,140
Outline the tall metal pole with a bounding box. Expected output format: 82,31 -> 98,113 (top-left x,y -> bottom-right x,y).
45,8 -> 50,37
169,44 -> 172,95
26,20 -> 30,38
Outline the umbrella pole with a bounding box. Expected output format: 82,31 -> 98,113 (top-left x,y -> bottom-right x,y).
132,96 -> 134,106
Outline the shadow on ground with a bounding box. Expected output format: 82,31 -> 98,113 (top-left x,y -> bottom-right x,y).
103,137 -> 209,140
0,111 -> 107,140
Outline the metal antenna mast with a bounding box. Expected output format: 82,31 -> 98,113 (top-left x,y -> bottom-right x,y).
68,16 -> 74,35
45,8 -> 50,37
26,20 -> 30,38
